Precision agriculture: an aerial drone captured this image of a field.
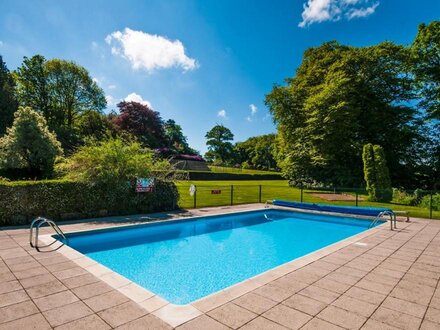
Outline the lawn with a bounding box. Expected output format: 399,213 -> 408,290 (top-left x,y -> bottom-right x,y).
175,180 -> 440,220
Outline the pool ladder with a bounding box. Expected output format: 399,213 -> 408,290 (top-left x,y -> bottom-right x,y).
29,217 -> 66,251
369,211 -> 397,230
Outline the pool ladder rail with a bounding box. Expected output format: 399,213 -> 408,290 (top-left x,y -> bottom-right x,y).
29,217 -> 67,251
369,211 -> 397,230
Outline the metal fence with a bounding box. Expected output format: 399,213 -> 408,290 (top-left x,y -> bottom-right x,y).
176,184 -> 440,220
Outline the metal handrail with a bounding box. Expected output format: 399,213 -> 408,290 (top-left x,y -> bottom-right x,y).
369,211 -> 397,230
29,217 -> 66,251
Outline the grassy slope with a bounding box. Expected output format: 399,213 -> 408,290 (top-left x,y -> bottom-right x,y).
208,166 -> 280,175
175,180 -> 439,219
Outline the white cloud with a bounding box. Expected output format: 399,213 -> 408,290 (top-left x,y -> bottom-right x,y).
0,41 -> 3,46
299,0 -> 379,27
105,95 -> 116,107
124,92 -> 153,108
250,104 -> 258,116
108,84 -> 116,90
347,3 -> 379,19
217,109 -> 227,118
105,28 -> 198,73
246,116 -> 252,122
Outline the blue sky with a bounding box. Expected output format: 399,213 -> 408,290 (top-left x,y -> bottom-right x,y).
0,0 -> 439,153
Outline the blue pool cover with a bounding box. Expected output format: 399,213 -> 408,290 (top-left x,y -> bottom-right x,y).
273,200 -> 391,217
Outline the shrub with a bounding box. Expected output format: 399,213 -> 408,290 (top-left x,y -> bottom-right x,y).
420,193 -> 440,211
392,188 -> 424,206
0,107 -> 62,178
56,138 -> 172,185
0,179 -> 178,226
362,144 -> 392,202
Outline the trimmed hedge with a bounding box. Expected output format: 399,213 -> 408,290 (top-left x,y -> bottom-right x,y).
186,171 -> 283,181
0,179 -> 179,226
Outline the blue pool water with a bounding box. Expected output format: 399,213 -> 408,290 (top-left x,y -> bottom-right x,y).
61,210 -> 381,304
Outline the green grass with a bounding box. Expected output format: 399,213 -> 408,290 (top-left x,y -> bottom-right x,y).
208,166 -> 280,175
175,180 -> 440,219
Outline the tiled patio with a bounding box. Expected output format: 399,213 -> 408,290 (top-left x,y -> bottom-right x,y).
1,204 -> 440,329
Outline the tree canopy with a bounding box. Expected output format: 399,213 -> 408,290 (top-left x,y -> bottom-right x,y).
112,101 -> 167,148
14,55 -> 106,150
0,55 -> 18,136
205,124 -> 234,164
234,134 -> 278,170
266,38 -> 428,187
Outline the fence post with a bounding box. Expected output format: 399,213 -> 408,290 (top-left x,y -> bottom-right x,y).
231,185 -> 234,206
259,185 -> 262,203
194,185 -> 197,209
300,185 -> 304,203
430,190 -> 433,219
355,190 -> 359,207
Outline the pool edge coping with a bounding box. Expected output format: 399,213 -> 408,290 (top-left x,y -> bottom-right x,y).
38,206 -> 389,327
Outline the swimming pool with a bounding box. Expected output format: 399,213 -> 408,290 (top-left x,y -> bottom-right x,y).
59,209 -> 383,305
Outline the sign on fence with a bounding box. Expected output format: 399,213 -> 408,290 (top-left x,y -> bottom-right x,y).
189,184 -> 196,196
135,178 -> 155,193
211,190 -> 222,194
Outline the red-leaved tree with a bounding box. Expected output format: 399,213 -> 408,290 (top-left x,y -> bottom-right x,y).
112,101 -> 167,148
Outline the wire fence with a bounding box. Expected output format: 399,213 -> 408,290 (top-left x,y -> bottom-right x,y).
176,184 -> 440,220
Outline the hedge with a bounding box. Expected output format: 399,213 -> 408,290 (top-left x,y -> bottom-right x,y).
186,171 -> 284,181
0,179 -> 179,226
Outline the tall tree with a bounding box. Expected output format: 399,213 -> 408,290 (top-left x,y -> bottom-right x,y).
14,55 -> 106,150
266,41 -> 422,187
0,56 -> 18,136
112,101 -> 167,148
411,21 -> 440,120
234,134 -> 277,170
205,124 -> 234,164
362,144 -> 392,202
164,119 -> 195,154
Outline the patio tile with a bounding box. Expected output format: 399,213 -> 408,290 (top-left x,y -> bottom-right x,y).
331,295 -> 377,318
116,314 -> 172,330
46,261 -> 78,272
345,286 -> 387,305
360,319 -> 401,330
263,304 -> 311,329
324,271 -> 360,286
26,280 -> 68,299
370,306 -> 422,330
83,290 -> 130,312
233,292 -> 278,315
8,260 -> 41,272
253,283 -> 295,302
138,295 -> 168,313
298,285 -> 340,304
0,280 -> 22,294
402,273 -> 438,288
355,279 -> 395,295
381,296 -> 427,318
0,289 -> 29,308
390,287 -> 433,306
72,281 -> 113,299
0,300 -> 39,324
420,320 -> 440,330
153,303 -> 202,328
98,301 -> 148,328
425,307 -> 440,324
53,266 -> 89,280
0,271 -> 15,282
43,301 -> 94,327
54,314 -> 110,330
317,305 -> 367,329
177,315 -> 229,330
208,302 -> 257,329
14,266 -> 49,280
61,273 -> 100,289
19,273 -> 57,289
239,316 -> 289,330
282,294 -> 327,316
313,278 -> 351,294
34,290 -> 79,312
118,282 -> 154,302
301,318 -> 344,330
0,313 -> 51,330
